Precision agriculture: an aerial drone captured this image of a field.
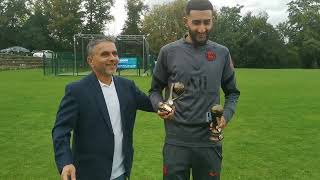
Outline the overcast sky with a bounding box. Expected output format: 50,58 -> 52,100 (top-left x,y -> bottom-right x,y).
105,0 -> 292,35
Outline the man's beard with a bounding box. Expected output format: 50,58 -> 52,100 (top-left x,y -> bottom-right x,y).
95,64 -> 117,77
189,29 -> 210,47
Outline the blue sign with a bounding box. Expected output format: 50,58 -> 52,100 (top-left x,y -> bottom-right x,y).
118,57 -> 138,69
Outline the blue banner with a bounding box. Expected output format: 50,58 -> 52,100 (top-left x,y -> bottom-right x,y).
118,57 -> 138,69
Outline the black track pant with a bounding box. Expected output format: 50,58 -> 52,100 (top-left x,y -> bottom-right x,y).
163,144 -> 222,180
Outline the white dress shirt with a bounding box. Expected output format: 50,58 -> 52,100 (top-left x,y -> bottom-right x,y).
99,78 -> 125,180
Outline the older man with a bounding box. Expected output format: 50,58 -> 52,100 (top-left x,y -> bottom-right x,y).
52,37 -> 154,180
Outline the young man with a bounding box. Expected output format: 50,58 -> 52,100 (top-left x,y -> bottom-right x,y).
52,37 -> 154,180
149,0 -> 240,179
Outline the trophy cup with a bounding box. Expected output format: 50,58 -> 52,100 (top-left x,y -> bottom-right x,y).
158,82 -> 185,113
209,104 -> 224,141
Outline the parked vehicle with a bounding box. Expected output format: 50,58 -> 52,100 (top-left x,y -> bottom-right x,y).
33,50 -> 54,59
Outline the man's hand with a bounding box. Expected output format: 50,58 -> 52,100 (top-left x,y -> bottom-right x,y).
216,115 -> 227,131
209,116 -> 227,142
157,106 -> 175,120
61,164 -> 76,180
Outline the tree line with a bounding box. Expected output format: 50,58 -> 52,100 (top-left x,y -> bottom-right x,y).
0,0 -> 319,68
142,0 -> 320,68
0,0 -> 114,51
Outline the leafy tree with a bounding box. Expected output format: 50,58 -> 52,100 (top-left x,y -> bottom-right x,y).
287,0 -> 320,68
20,0 -> 52,50
46,0 -> 83,50
121,0 -> 147,35
142,0 -> 188,52
239,12 -> 286,68
211,6 -> 243,67
83,0 -> 114,34
0,0 -> 29,49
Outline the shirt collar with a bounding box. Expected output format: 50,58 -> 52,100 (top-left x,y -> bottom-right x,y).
98,76 -> 114,88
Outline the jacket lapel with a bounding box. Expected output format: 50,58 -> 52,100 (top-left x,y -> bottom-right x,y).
87,73 -> 113,132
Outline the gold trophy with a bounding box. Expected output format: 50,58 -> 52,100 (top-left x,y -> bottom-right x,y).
210,104 -> 224,141
158,82 -> 185,113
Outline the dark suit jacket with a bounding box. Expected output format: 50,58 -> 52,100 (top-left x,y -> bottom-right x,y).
52,73 -> 154,180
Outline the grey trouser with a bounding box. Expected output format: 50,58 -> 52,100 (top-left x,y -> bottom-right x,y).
163,144 -> 222,180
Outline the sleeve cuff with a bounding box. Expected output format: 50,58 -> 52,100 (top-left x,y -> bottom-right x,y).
223,108 -> 234,123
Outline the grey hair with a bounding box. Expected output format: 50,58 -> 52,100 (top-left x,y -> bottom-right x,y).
86,36 -> 116,57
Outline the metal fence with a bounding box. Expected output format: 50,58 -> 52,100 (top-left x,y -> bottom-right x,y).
43,52 -> 90,76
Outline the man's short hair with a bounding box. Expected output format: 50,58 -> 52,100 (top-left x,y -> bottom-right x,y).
86,36 -> 116,57
185,0 -> 214,15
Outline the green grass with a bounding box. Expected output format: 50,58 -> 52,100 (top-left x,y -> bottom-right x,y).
0,69 -> 319,180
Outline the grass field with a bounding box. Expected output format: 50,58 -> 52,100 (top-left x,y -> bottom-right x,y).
0,69 -> 319,180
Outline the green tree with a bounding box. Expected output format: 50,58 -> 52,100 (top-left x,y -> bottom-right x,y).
0,0 -> 5,17
46,0 -> 83,50
0,0 -> 7,49
276,22 -> 302,68
142,0 -> 187,52
287,0 -> 320,68
121,0 -> 147,35
83,0 -> 114,34
0,0 -> 29,49
211,6 -> 243,67
239,12 -> 285,68
20,0 -> 52,51
211,7 -> 288,68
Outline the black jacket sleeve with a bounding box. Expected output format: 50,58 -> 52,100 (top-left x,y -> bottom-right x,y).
52,84 -> 78,173
131,80 -> 155,112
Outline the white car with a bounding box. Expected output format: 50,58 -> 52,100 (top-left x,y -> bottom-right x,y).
33,50 -> 54,59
